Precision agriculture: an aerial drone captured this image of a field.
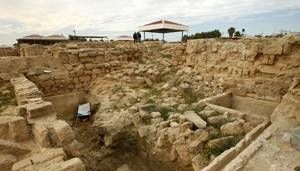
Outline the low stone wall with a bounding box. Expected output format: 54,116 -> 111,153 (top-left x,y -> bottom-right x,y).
0,42 -> 146,96
0,47 -> 18,57
185,35 -> 300,102
19,44 -> 48,56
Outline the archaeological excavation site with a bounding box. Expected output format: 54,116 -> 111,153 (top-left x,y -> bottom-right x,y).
1,35 -> 300,171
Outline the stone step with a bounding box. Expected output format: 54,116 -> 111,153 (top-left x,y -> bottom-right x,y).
39,158 -> 86,171
12,148 -> 65,171
0,139 -> 31,156
26,101 -> 54,119
0,154 -> 17,171
0,116 -> 30,141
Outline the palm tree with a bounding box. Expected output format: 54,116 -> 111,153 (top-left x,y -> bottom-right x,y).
228,27 -> 236,38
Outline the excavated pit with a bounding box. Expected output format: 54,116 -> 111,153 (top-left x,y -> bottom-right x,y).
42,90 -> 274,171
2,36 -> 299,171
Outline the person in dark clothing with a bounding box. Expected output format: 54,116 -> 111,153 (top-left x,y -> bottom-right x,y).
137,32 -> 141,43
133,32 -> 137,43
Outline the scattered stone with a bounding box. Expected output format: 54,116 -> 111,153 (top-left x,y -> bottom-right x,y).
221,121 -> 244,136
116,164 -> 131,171
184,111 -> 207,128
282,132 -> 291,143
198,109 -> 219,120
291,126 -> 300,151
170,122 -> 179,127
207,136 -> 235,152
207,115 -> 228,127
150,112 -> 161,118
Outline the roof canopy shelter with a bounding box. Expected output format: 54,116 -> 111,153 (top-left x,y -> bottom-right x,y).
138,20 -> 189,42
17,34 -> 68,45
69,35 -> 108,41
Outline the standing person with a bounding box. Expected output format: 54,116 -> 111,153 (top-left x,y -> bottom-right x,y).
133,32 -> 137,43
137,32 -> 141,43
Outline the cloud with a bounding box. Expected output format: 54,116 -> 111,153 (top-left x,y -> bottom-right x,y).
0,0 -> 299,44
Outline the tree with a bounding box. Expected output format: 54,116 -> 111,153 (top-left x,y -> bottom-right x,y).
242,28 -> 245,36
182,29 -> 222,41
234,31 -> 242,37
228,27 -> 236,38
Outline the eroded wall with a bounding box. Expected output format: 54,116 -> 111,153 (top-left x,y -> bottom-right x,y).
0,47 -> 18,57
0,42 -> 146,96
185,36 -> 300,102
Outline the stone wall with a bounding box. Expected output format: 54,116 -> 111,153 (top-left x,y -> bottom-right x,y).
185,35 -> 300,102
0,42 -> 146,96
0,47 -> 18,57
19,44 -> 48,56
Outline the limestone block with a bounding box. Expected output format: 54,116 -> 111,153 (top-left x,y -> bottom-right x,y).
0,121 -> 9,139
52,72 -> 69,80
32,122 -> 51,147
79,75 -> 91,82
291,126 -> 300,151
12,148 -> 65,171
78,52 -> 89,57
40,158 -> 86,171
49,120 -> 75,146
0,139 -> 31,155
79,57 -> 94,63
184,111 -> 207,128
116,164 -> 131,171
262,44 -> 283,55
27,101 -> 53,118
30,148 -> 65,164
207,136 -> 235,152
0,73 -> 12,81
207,115 -> 229,127
0,154 -> 17,171
261,55 -> 276,65
8,117 -> 29,141
64,140 -> 80,157
85,63 -> 97,70
173,137 -> 191,166
244,51 -> 257,62
221,121 -> 244,136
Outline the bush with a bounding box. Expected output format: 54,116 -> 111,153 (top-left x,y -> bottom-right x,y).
182,30 -> 222,41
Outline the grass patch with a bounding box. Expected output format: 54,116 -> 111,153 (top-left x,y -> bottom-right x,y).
182,87 -> 205,104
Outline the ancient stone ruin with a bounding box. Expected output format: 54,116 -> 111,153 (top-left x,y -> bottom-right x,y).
0,35 -> 300,171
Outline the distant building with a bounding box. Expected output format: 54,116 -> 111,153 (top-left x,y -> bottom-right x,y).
17,34 -> 68,45
114,35 -> 134,41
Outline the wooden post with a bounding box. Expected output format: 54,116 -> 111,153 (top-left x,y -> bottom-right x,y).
162,33 -> 165,43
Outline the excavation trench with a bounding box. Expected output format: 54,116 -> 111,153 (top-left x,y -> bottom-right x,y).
45,91 -> 277,171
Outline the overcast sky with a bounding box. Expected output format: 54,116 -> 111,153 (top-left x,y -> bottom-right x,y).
0,0 -> 300,45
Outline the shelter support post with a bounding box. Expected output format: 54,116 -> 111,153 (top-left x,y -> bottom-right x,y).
143,32 -> 145,40
181,31 -> 184,42
162,33 -> 165,42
